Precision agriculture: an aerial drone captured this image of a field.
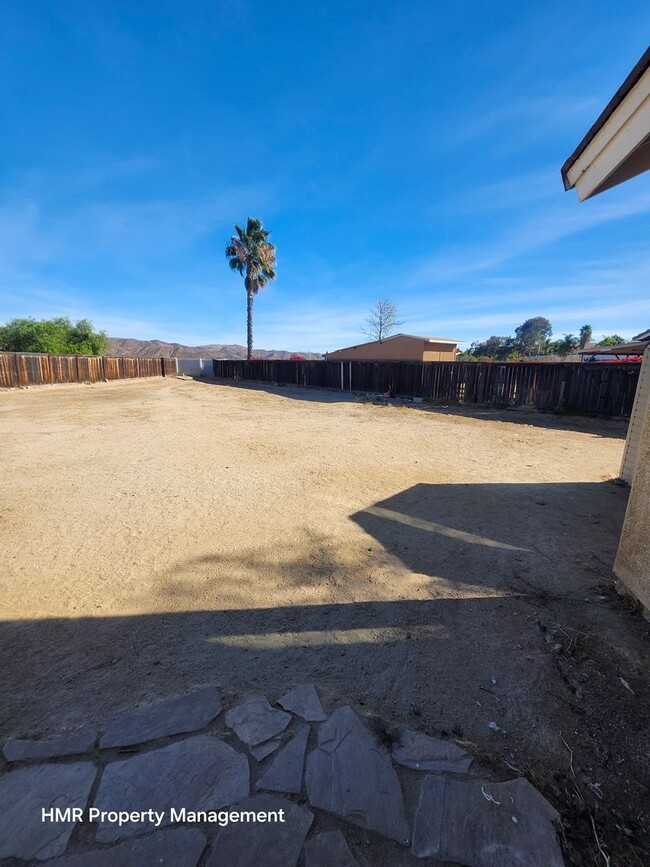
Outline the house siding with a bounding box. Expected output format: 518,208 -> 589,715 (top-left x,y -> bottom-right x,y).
614,395 -> 650,618
422,344 -> 458,362
328,336 -> 457,362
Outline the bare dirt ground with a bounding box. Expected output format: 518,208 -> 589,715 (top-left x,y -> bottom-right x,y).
1,376 -> 649,865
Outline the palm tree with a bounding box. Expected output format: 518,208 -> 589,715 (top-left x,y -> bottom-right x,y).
225,217 -> 276,360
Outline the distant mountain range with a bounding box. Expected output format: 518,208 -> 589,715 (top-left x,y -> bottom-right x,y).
106,337 -> 322,360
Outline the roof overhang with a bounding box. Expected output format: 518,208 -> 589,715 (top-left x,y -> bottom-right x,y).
580,341 -> 647,355
561,47 -> 650,201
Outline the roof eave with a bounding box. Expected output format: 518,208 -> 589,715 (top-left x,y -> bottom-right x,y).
562,47 -> 650,200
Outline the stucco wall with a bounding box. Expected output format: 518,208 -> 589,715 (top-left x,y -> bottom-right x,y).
614,401 -> 650,618
328,337 -> 456,362
177,358 -> 213,377
422,345 -> 458,362
619,346 -> 650,483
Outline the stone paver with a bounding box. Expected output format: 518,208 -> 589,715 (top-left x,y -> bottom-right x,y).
93,734 -> 249,842
305,706 -> 409,845
304,829 -> 359,866
257,724 -> 309,793
392,727 -> 472,773
0,762 -> 96,861
225,696 -> 291,747
44,828 -> 206,866
100,686 -> 222,748
250,736 -> 283,761
0,682 -> 568,866
206,794 -> 313,867
277,684 -> 326,721
3,726 -> 98,762
411,774 -> 565,866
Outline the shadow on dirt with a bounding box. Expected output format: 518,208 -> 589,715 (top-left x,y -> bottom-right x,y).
196,378 -> 629,439
0,480 -> 647,863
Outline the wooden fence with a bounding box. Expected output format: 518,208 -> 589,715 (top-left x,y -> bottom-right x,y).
212,359 -> 641,416
0,353 -> 177,388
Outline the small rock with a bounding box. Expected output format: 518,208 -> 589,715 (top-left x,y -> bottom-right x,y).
43,828 -> 206,866
0,762 -> 96,860
206,794 -> 312,867
305,706 -> 409,844
410,702 -> 422,716
250,737 -> 283,761
411,775 -> 564,866
3,726 -> 97,762
277,684 -> 326,721
304,829 -> 359,866
392,728 -> 472,773
100,686 -> 222,748
225,696 -> 292,747
257,725 -> 309,793
93,734 -> 249,842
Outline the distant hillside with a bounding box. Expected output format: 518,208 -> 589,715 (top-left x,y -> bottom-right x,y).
106,337 -> 322,360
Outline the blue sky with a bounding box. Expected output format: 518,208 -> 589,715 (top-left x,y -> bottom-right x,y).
1,2 -> 649,353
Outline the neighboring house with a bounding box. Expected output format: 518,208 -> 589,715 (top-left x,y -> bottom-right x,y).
326,333 -> 461,362
580,329 -> 650,360
563,46 -> 650,618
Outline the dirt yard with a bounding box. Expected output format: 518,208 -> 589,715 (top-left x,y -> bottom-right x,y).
1,376 -> 649,864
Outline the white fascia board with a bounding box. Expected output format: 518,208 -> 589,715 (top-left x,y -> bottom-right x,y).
566,67 -> 650,201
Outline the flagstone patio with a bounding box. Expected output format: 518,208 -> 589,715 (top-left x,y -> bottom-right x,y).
0,684 -> 565,866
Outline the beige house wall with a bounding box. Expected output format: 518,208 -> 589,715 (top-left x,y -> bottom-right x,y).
619,346 -> 650,483
614,400 -> 650,619
422,345 -> 457,362
328,336 -> 457,362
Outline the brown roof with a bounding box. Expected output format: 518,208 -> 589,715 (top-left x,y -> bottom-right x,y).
330,333 -> 462,353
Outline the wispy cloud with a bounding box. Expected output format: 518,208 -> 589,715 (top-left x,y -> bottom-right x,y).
451,167 -> 560,214
0,181 -> 276,277
15,156 -> 163,195
453,94 -> 603,148
404,187 -> 650,287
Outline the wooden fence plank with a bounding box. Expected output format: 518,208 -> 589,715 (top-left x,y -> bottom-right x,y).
209,359 -> 641,417
0,353 -> 169,388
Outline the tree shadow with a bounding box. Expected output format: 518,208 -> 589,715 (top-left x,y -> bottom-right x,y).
408,403 -> 629,439
0,481 -> 633,739
1,481 -> 648,863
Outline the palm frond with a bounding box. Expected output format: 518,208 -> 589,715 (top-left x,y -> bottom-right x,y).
226,219 -> 276,288
224,217 -> 277,360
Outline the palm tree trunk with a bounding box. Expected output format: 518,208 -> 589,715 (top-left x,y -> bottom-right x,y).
247,288 -> 254,360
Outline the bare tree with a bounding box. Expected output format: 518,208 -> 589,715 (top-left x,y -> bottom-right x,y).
362,299 -> 403,342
